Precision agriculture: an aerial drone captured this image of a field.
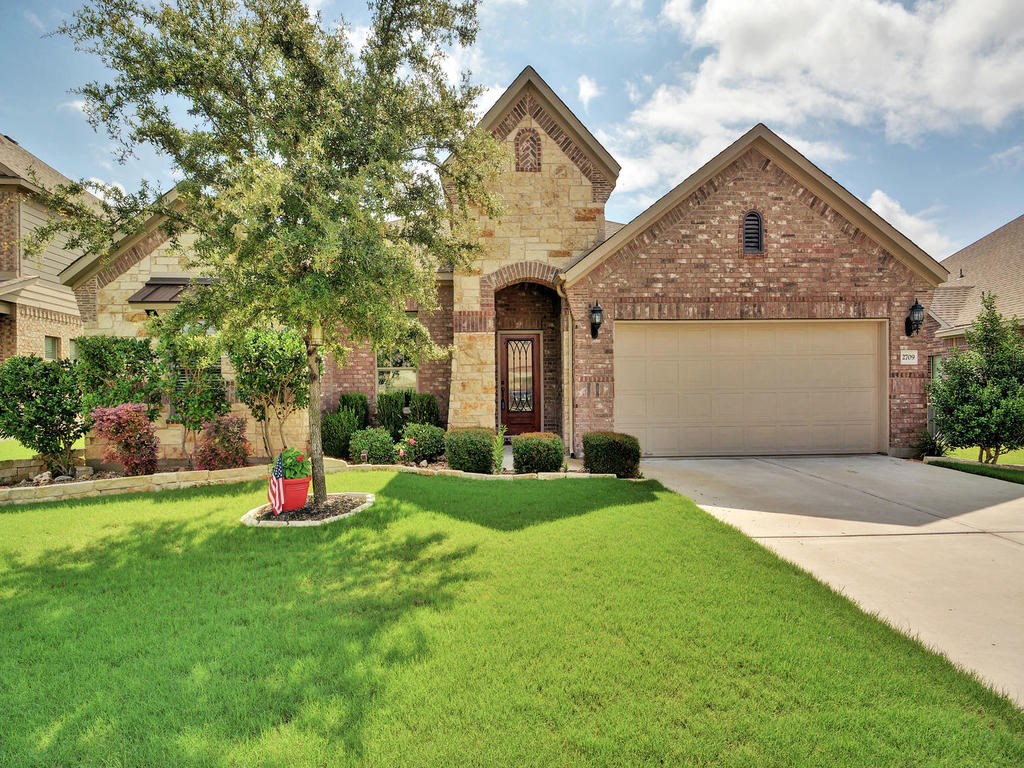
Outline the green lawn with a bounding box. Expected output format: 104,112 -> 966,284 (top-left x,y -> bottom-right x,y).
2,473 -> 1021,766
948,446 -> 1024,465
930,459 -> 1024,485
0,437 -> 85,462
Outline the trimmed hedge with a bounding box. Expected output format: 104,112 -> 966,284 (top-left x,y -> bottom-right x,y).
337,393 -> 371,429
376,390 -> 408,440
323,407 -> 360,459
402,422 -> 446,462
409,392 -> 441,426
511,432 -> 564,474
445,428 -> 496,474
582,431 -> 641,478
350,427 -> 396,464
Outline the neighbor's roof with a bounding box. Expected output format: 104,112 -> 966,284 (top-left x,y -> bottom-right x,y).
930,213 -> 1024,333
561,123 -> 949,289
0,133 -> 101,209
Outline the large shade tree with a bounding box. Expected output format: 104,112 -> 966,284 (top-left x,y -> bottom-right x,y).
30,0 -> 503,505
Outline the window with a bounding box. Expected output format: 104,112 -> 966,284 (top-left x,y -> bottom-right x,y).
514,128 -> 541,172
376,350 -> 417,395
743,210 -> 764,253
44,336 -> 60,360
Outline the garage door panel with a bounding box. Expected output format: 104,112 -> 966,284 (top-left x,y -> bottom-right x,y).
614,320 -> 884,456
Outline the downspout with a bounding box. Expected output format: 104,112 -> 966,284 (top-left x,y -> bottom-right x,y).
556,275 -> 575,457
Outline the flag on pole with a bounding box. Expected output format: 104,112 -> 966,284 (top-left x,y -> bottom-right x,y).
268,453 -> 285,515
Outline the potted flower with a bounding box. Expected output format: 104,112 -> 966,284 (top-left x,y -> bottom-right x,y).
268,447 -> 312,514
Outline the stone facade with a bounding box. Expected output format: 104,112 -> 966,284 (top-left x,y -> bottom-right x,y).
563,146 -> 937,455
0,188 -> 19,276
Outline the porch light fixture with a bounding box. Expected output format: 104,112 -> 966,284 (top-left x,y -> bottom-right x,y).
590,302 -> 604,339
905,299 -> 925,337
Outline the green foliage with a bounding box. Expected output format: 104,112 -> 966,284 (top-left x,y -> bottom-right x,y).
32,0 -> 505,505
493,425 -> 507,475
511,432 -> 564,474
409,392 -> 441,426
0,356 -> 84,476
228,328 -> 308,456
582,431 -> 642,478
337,393 -> 371,429
154,328 -> 229,455
929,459 -> 1024,485
322,408 -> 360,459
376,390 -> 409,441
90,404 -> 159,476
195,415 -> 251,471
278,447 -> 311,479
401,422 -> 446,462
350,427 -> 397,465
910,429 -> 948,460
445,427 -> 495,474
74,336 -> 163,421
930,294 -> 1024,463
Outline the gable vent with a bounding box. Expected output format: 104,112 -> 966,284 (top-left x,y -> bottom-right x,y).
743,211 -> 763,253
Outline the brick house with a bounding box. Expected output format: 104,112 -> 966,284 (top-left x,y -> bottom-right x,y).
51,66 -> 950,460
0,134 -> 88,362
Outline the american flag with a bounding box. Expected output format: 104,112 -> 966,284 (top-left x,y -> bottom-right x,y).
268,453 -> 285,515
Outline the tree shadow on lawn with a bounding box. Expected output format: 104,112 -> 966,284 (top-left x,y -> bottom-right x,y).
0,507 -> 478,766
373,473 -> 661,532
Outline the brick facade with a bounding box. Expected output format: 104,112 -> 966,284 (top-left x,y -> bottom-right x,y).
564,147 -> 937,455
0,188 -> 19,275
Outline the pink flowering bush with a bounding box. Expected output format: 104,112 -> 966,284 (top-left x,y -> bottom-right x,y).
90,403 -> 159,476
401,423 -> 445,462
195,415 -> 252,470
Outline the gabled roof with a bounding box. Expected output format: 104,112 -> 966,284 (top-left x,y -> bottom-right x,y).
931,213 -> 1024,333
561,124 -> 949,288
0,134 -> 101,209
480,66 -> 620,183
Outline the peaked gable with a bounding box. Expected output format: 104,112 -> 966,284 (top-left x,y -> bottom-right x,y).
480,67 -> 620,204
562,124 -> 948,288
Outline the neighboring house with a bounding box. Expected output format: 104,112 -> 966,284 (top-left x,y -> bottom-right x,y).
0,133 -> 90,362
930,213 -> 1024,347
37,66 -> 949,461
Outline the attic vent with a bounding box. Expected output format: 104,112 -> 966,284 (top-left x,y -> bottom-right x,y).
743,210 -> 763,253
514,128 -> 541,173
2,135 -> 17,145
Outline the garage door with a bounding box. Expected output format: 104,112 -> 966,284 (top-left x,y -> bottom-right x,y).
614,321 -> 886,456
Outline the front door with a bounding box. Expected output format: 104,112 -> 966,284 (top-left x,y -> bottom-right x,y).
499,333 -> 542,435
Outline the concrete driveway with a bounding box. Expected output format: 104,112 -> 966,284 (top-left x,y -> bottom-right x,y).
643,455 -> 1024,707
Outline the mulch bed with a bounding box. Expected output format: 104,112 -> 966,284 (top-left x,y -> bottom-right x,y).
257,494 -> 365,523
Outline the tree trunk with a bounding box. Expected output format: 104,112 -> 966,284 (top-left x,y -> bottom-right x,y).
260,420 -> 272,459
306,324 -> 327,507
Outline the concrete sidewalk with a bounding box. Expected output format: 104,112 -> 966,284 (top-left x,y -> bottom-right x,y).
643,455 -> 1024,707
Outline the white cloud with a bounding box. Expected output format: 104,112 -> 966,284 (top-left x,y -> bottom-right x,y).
84,177 -> 126,203
867,190 -> 955,258
656,0 -> 1024,143
577,75 -> 602,111
23,11 -> 45,33
990,144 -> 1024,171
58,100 -> 86,114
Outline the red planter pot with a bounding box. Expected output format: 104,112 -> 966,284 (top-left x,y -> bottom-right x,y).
280,476 -> 311,512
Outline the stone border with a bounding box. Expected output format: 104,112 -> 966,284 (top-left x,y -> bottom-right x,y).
240,492 -> 375,528
0,458 -> 619,507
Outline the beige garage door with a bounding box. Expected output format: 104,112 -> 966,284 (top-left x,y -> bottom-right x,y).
614,321 -> 887,456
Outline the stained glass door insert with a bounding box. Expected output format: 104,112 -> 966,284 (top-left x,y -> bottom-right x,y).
499,333 -> 541,434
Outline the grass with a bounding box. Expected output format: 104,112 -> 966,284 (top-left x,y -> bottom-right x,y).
948,446 -> 1024,465
0,437 -> 85,462
1,473 -> 1022,767
929,459 -> 1024,485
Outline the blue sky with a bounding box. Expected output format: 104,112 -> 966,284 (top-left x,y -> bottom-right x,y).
2,0 -> 1022,260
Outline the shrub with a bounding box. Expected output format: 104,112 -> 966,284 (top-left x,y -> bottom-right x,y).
445,428 -> 496,474
338,393 -> 371,429
582,431 -> 641,478
409,392 -> 441,426
910,429 -> 948,460
323,408 -> 360,459
0,356 -> 85,476
512,432 -> 564,473
402,422 -> 446,462
90,403 -> 159,476
74,335 -> 163,421
376,390 -> 408,440
195,415 -> 251,470
350,427 -> 397,464
493,425 -> 506,473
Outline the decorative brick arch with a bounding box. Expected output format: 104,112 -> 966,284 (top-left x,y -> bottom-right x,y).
514,128 -> 541,172
483,260 -> 560,300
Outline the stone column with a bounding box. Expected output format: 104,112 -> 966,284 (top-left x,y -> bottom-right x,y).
447,270 -> 497,429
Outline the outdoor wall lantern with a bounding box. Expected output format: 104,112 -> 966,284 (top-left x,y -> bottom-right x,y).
145,308 -> 159,318
905,299 -> 925,337
590,302 -> 604,339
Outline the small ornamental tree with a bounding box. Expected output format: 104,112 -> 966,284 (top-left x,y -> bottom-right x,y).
74,335 -> 163,420
155,326 -> 229,464
91,403 -> 159,475
194,415 -> 251,470
0,356 -> 85,476
228,328 -> 309,457
930,293 -> 1024,463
